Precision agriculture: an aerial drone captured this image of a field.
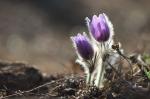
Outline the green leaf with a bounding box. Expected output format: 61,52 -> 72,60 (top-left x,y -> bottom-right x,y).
144,70 -> 150,79
143,53 -> 150,65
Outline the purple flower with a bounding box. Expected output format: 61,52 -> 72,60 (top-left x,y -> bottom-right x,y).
71,33 -> 94,60
88,13 -> 110,42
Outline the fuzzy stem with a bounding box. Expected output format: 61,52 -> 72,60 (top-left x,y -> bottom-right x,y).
95,58 -> 103,87
86,72 -> 91,84
90,69 -> 96,85
99,64 -> 105,88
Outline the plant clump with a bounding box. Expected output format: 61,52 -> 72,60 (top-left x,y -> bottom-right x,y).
71,13 -> 118,88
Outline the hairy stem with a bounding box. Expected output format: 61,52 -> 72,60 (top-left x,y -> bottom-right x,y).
95,58 -> 104,87
86,72 -> 91,84
90,70 -> 96,85
99,63 -> 105,88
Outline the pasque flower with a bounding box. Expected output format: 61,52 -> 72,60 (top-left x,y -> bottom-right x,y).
71,33 -> 94,84
87,13 -> 111,42
71,33 -> 94,60
85,13 -> 114,88
71,13 -> 115,88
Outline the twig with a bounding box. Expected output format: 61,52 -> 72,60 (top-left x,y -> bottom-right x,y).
106,60 -> 136,91
0,78 -> 65,99
116,49 -> 133,76
106,60 -> 121,78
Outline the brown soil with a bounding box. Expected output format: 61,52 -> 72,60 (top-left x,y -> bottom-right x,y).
0,59 -> 149,99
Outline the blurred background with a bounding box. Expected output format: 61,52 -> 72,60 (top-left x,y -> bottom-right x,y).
0,0 -> 149,74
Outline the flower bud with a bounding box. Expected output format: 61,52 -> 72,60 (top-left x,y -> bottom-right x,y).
71,33 -> 94,60
88,13 -> 111,42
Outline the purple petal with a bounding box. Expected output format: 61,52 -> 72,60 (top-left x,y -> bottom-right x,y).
89,13 -> 110,42
71,33 -> 94,60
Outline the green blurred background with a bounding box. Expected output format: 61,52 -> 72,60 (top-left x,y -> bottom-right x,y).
0,0 -> 149,74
